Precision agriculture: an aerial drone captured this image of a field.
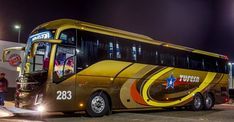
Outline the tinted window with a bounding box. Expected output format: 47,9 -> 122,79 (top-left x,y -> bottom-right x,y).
76,31 -> 114,70
59,29 -> 76,46
218,59 -> 228,73
189,55 -> 204,70
204,57 -> 218,72
74,30 -> 228,73
160,53 -> 175,66
138,43 -> 158,64
176,55 -> 188,68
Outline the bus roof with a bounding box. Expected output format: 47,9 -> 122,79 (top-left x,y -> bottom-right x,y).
33,19 -> 227,60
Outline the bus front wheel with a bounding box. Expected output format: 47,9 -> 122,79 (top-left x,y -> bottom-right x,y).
191,93 -> 204,111
86,92 -> 110,117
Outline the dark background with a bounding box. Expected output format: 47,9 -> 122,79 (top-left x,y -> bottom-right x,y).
0,0 -> 233,61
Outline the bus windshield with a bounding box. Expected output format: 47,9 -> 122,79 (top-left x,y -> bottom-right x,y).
30,42 -> 51,72
22,31 -> 54,74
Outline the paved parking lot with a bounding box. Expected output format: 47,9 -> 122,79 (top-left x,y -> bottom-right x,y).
1,104 -> 234,122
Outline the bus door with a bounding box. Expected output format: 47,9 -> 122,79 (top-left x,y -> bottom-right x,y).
48,45 -> 77,111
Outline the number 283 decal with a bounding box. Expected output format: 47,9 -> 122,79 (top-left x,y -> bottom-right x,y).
56,91 -> 72,100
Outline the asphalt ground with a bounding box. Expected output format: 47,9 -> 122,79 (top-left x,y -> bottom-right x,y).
1,103 -> 234,122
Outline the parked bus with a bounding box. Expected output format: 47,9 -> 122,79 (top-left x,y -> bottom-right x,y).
2,19 -> 229,117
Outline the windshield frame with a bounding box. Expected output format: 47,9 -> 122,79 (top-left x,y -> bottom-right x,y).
21,30 -> 55,75
31,42 -> 51,72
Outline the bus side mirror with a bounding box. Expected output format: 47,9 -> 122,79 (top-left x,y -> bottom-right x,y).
30,43 -> 39,58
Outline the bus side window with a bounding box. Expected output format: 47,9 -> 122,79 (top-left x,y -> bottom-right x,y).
189,56 -> 203,70
108,42 -> 114,59
160,53 -> 175,66
116,41 -> 121,59
120,40 -> 132,61
218,60 -> 228,73
176,55 -> 188,68
54,46 -> 76,82
59,29 -> 76,45
132,44 -> 137,61
204,58 -> 218,72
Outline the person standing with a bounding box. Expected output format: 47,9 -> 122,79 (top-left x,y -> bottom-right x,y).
0,73 -> 8,106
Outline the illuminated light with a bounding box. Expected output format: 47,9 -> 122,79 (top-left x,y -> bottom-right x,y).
29,31 -> 51,42
14,25 -> 21,29
224,97 -> 229,103
79,103 -> 84,107
81,27 -> 84,29
76,49 -> 80,53
36,105 -> 45,112
110,78 -> 114,81
166,98 -> 169,100
224,55 -> 229,60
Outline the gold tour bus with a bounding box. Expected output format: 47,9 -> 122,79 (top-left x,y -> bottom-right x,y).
2,19 -> 229,117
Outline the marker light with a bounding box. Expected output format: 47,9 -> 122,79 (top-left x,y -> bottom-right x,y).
224,97 -> 229,103
79,103 -> 84,107
224,56 -> 229,60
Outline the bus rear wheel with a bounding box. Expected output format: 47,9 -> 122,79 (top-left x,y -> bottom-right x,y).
203,93 -> 214,110
191,93 -> 204,111
86,92 -> 110,117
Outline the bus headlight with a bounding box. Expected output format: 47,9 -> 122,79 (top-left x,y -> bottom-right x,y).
34,94 -> 43,105
36,105 -> 45,112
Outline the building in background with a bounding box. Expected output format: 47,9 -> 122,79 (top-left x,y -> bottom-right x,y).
0,40 -> 25,100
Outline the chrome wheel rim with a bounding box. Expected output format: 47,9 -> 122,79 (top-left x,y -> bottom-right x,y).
91,96 -> 105,113
194,96 -> 201,109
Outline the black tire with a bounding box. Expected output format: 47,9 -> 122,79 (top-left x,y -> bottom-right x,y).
86,92 -> 110,117
203,93 -> 214,110
191,93 -> 204,111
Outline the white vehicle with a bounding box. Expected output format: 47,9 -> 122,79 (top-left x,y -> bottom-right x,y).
0,40 -> 25,100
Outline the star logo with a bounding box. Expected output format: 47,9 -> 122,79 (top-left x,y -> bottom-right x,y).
166,74 -> 176,89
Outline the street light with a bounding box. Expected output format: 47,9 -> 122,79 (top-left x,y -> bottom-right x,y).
14,24 -> 21,43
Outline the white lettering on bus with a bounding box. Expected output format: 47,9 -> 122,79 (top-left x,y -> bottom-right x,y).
179,75 -> 200,83
56,91 -> 72,100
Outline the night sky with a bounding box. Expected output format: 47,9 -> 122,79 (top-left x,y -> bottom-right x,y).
0,0 -> 233,61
